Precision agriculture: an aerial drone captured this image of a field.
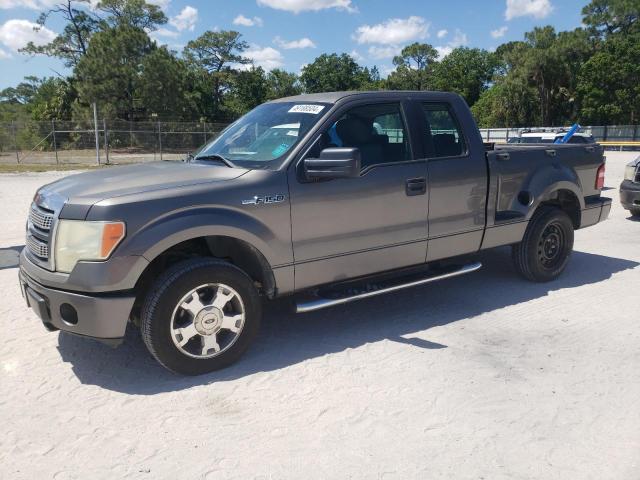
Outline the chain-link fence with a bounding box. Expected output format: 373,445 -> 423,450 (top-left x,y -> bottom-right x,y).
0,120 -> 229,165
1,120 -> 639,165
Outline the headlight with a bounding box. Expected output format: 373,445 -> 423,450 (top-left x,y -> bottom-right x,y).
55,220 -> 126,273
624,165 -> 638,181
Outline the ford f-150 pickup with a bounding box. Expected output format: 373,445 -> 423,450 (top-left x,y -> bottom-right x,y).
19,91 -> 611,375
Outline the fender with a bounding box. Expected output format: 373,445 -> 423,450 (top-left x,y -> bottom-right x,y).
523,164 -> 584,220
124,206 -> 285,268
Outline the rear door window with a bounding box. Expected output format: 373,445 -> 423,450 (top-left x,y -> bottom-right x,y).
421,103 -> 467,158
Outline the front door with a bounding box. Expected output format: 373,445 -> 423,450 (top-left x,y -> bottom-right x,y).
288,101 -> 429,290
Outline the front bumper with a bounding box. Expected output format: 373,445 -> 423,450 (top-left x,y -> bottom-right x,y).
620,180 -> 640,210
579,196 -> 612,228
19,267 -> 135,345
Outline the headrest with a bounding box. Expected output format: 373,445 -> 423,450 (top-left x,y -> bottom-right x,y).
336,117 -> 373,146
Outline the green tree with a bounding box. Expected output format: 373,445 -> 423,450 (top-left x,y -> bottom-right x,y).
431,47 -> 497,106
582,0 -> 639,37
75,25 -> 154,120
29,77 -> 76,120
577,31 -> 640,123
300,53 -> 370,93
266,69 -> 302,99
227,67 -> 269,116
183,30 -> 250,121
0,77 -> 41,104
471,80 -> 539,128
139,47 -> 193,120
97,0 -> 167,31
386,42 -> 438,90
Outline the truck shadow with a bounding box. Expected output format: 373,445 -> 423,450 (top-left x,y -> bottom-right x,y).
56,248 -> 639,394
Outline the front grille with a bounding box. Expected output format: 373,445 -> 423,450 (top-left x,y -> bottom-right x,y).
635,167 -> 640,183
26,202 -> 55,266
29,204 -> 54,230
26,234 -> 49,259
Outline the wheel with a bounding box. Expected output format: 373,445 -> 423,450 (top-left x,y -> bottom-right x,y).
630,207 -> 640,218
511,206 -> 574,282
140,258 -> 262,375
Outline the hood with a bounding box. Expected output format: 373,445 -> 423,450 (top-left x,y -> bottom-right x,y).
38,161 -> 249,211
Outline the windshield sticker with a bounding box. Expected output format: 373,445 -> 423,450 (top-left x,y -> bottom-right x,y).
288,104 -> 325,115
272,143 -> 291,157
286,130 -> 298,137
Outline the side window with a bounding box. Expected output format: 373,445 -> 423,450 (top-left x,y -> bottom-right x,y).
323,103 -> 411,169
421,103 -> 466,158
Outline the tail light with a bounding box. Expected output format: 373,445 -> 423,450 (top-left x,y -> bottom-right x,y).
595,163 -> 605,190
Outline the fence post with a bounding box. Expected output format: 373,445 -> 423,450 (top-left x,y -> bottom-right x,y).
103,118 -> 110,165
158,121 -> 163,161
633,124 -> 638,142
92,102 -> 100,165
487,129 -> 491,142
12,121 -> 19,164
51,119 -> 59,165
603,125 -> 608,142
203,121 -> 207,144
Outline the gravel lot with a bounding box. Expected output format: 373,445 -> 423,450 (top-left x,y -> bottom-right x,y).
1,153 -> 639,480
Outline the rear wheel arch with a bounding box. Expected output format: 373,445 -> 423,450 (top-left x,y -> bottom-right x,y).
539,188 -> 582,229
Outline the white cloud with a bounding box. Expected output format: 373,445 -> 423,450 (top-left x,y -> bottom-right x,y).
256,0 -> 355,13
147,0 -> 171,9
233,14 -> 263,27
273,36 -> 315,49
435,28 -> 468,58
0,47 -> 11,59
152,27 -> 179,38
244,45 -> 284,70
0,19 -> 56,51
349,49 -> 364,62
505,0 -> 553,20
368,45 -> 401,60
436,29 -> 448,39
491,26 -> 508,38
0,0 -> 58,10
170,5 -> 197,31
353,16 -> 429,45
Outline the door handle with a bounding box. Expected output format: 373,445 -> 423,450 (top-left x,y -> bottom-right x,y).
496,152 -> 510,161
406,177 -> 427,196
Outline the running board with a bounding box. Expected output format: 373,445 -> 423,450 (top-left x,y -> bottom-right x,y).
295,262 -> 482,313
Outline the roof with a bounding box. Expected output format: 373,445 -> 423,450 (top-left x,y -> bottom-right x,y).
269,90 -> 462,104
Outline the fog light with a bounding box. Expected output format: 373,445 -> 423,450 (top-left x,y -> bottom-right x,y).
60,303 -> 78,326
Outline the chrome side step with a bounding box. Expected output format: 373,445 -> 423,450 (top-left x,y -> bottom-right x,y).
295,262 -> 482,313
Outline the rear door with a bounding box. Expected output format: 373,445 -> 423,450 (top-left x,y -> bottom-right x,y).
288,100 -> 429,290
418,101 -> 488,261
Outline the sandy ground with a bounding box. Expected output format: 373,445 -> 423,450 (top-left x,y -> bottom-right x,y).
0,153 -> 639,480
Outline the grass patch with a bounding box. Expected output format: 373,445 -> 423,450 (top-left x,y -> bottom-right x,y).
0,164 -> 110,173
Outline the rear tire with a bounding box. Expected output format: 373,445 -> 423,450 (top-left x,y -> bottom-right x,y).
630,207 -> 640,218
140,258 -> 262,375
512,206 -> 574,282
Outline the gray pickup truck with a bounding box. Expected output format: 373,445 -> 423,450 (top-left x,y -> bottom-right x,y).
19,91 -> 611,375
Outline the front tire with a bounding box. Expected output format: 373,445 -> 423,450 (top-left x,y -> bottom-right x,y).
140,258 -> 262,375
512,206 -> 574,282
630,207 -> 640,218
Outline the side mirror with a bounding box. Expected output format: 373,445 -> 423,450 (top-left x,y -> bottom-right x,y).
304,147 -> 361,180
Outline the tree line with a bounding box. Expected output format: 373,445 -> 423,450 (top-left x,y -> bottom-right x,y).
0,0 -> 638,128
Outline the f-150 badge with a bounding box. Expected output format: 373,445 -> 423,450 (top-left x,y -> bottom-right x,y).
242,194 -> 286,206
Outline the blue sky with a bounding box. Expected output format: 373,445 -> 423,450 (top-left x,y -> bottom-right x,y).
0,0 -> 589,89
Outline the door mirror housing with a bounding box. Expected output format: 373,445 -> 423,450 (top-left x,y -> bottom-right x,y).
304,148 -> 361,180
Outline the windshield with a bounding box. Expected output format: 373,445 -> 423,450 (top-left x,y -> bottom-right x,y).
195,102 -> 329,167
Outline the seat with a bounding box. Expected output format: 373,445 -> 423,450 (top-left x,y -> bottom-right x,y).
433,133 -> 461,157
335,117 -> 385,168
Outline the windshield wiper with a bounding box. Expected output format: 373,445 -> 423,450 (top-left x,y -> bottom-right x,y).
193,154 -> 236,168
